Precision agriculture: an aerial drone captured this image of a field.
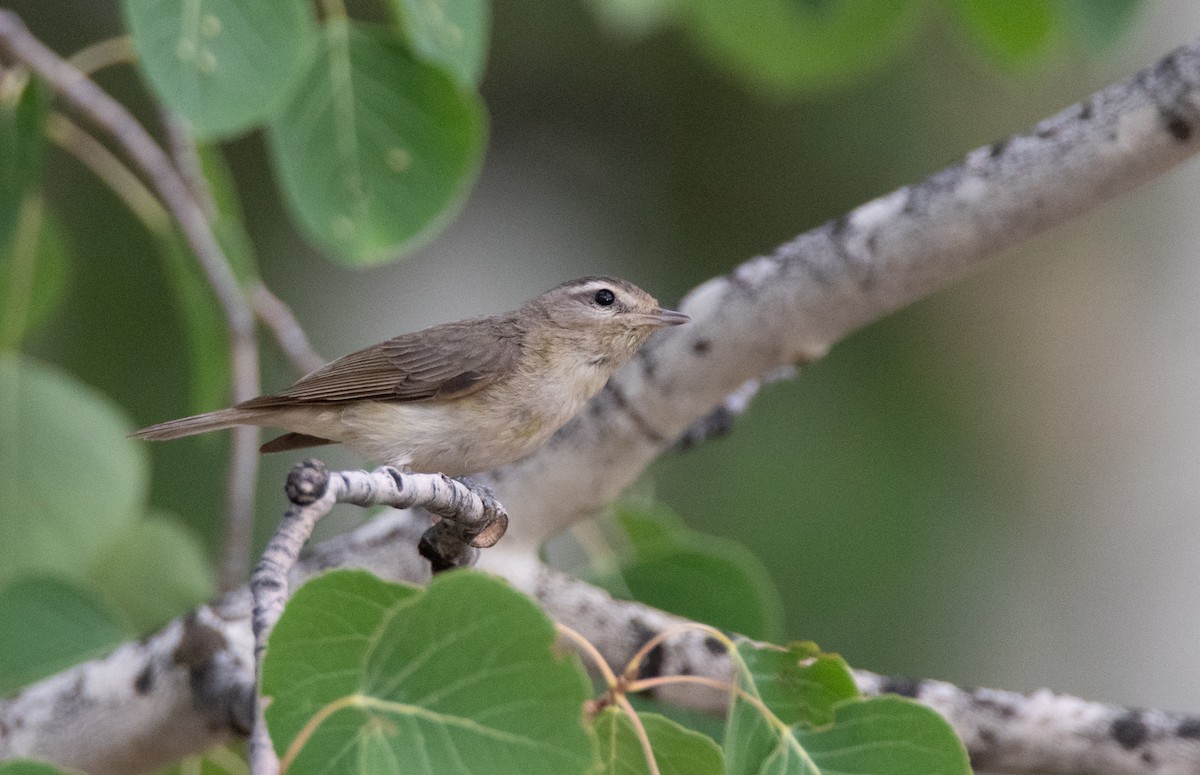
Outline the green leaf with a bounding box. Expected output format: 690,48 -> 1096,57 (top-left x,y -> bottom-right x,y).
590,707 -> 723,775
795,697 -> 971,775
264,570 -> 593,775
0,355 -> 147,585
736,641 -> 858,727
154,232 -> 229,415
153,744 -> 247,775
724,642 -> 970,775
583,505 -> 784,641
388,0 -> 490,86
196,143 -> 259,283
0,760 -> 81,775
0,70 -> 46,244
87,513 -> 215,632
950,0 -> 1061,66
152,144 -> 257,414
1061,0 -> 1142,51
267,21 -> 486,265
678,0 -> 922,95
0,575 -> 128,694
123,0 -> 319,138
1,201 -> 71,350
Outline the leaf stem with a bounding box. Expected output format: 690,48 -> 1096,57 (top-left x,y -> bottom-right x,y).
614,694 -> 662,775
66,35 -> 135,75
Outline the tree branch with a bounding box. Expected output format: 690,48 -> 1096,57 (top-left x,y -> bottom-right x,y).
476,35 -> 1200,555
2,506 -> 1197,775
5,22 -> 1200,775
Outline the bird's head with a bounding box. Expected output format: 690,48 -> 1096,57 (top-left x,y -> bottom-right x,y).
527,277 -> 688,355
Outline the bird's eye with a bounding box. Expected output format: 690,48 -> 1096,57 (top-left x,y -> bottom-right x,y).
594,288 -> 616,306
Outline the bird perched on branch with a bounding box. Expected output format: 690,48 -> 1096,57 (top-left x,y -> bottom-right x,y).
134,277 -> 688,475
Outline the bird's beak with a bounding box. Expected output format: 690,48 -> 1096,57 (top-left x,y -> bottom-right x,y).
642,308 -> 690,327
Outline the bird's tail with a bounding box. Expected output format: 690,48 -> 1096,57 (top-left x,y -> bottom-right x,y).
131,408 -> 264,441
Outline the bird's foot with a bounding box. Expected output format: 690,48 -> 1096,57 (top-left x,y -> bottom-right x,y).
417,476 -> 509,573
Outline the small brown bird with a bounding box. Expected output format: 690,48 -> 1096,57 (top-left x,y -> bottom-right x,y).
133,277 -> 688,475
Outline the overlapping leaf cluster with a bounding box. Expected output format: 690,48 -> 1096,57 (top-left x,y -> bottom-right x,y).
255,570 -> 971,775
123,0 -> 488,265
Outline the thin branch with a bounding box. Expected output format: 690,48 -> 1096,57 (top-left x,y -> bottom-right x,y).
249,283 -> 326,376
0,11 -> 264,590
159,113 -> 261,593
66,35 -> 134,75
246,460 -> 510,775
161,111 -> 218,221
45,112 -> 169,233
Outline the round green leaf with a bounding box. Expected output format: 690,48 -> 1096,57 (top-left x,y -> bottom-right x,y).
86,513 -> 215,632
0,355 -> 147,584
388,0 -> 491,86
264,570 -> 593,775
795,697 -> 971,775
591,708 -> 723,775
0,575 -> 128,694
678,0 -> 922,94
950,0 -> 1061,66
123,0 -> 319,138
267,21 -> 486,265
735,641 -> 858,728
585,505 -> 784,641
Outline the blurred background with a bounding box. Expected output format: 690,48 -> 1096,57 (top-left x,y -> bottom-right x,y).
7,0 -> 1200,721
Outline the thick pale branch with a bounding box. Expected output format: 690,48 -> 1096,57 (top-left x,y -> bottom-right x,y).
3,507 -> 1197,775
478,35 -> 1200,553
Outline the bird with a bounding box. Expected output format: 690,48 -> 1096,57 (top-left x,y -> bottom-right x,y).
133,277 -> 689,476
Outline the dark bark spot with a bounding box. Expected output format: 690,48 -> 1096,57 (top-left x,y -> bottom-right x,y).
134,663 -> 155,694
692,338 -> 711,355
879,676 -> 921,698
1079,100 -> 1094,121
988,138 -> 1009,158
1112,713 -> 1149,749
1161,108 -> 1193,141
703,636 -> 724,655
174,614 -> 227,669
386,467 -> 406,491
1177,718 -> 1200,738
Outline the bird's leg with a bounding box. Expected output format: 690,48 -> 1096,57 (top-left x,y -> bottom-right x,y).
417,475 -> 510,573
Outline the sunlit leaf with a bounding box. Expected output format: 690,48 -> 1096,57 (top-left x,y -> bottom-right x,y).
123,0 -> 319,137
267,21 -> 486,265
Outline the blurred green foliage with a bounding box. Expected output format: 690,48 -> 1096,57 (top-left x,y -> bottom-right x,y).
0,0 -> 1149,753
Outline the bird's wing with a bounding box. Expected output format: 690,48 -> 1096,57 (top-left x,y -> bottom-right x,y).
237,316 -> 524,409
